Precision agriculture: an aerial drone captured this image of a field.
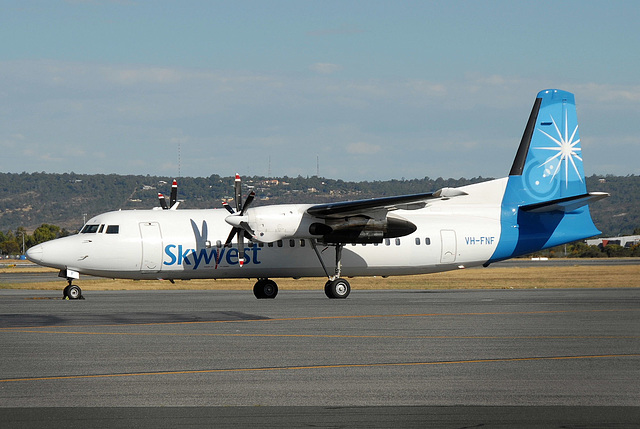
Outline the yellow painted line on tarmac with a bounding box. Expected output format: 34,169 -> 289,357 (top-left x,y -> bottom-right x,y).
2,329 -> 639,341
1,308 -> 638,331
1,354 -> 638,383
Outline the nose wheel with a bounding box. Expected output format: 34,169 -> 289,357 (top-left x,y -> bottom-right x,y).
63,281 -> 84,300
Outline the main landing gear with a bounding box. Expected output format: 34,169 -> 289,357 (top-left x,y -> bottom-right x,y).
312,241 -> 351,299
252,241 -> 351,299
63,280 -> 84,300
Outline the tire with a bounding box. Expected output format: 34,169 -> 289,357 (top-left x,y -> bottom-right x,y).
325,278 -> 350,299
63,285 -> 70,299
254,279 -> 278,299
67,285 -> 82,300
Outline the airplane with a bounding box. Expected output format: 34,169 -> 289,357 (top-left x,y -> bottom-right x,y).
26,89 -> 608,300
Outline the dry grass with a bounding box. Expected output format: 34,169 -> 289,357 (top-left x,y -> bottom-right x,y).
1,264 -> 638,291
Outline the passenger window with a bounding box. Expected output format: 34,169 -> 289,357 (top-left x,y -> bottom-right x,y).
277,240 -> 283,247
385,239 -> 390,246
289,239 -> 295,247
299,239 -> 305,247
106,225 -> 119,234
395,238 -> 401,246
216,240 -> 222,248
425,237 -> 431,245
415,237 -> 420,245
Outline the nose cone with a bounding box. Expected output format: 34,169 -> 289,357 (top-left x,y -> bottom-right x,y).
225,214 -> 248,228
26,244 -> 44,264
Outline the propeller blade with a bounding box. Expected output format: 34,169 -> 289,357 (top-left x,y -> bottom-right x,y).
169,179 -> 178,208
239,222 -> 255,240
234,173 -> 242,212
238,230 -> 245,267
216,227 -> 239,268
224,228 -> 237,247
240,191 -> 255,215
158,193 -> 168,210
222,201 -> 235,214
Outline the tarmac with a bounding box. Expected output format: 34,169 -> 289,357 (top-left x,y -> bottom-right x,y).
1,287 -> 639,427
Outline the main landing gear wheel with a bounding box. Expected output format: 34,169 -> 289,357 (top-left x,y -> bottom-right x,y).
63,283 -> 83,300
324,278 -> 351,299
253,279 -> 278,299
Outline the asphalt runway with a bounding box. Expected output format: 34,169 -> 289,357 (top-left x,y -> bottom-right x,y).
1,288 -> 639,427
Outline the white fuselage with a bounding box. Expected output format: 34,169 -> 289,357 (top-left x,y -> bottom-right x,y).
26,179 -> 507,280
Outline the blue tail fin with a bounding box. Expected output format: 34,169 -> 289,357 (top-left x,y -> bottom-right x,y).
509,89 -> 587,201
490,89 -> 606,262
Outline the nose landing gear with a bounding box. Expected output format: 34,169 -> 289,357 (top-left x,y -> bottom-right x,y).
63,280 -> 84,300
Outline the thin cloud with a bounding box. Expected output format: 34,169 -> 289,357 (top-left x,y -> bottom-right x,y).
309,63 -> 343,75
0,60 -> 637,179
347,142 -> 381,155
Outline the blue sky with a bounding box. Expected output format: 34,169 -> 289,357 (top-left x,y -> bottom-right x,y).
1,0 -> 639,181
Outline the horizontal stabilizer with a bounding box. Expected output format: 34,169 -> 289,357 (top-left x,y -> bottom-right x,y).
520,192 -> 609,213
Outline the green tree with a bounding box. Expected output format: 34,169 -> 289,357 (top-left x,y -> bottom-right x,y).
33,224 -> 62,244
0,236 -> 20,255
604,244 -> 629,257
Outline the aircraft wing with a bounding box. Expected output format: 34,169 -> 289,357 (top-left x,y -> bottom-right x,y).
306,188 -> 467,219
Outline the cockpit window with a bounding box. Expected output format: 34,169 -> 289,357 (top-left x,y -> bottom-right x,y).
106,225 -> 120,234
81,224 -> 100,233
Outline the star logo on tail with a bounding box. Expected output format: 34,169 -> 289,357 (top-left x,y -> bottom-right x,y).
536,112 -> 583,188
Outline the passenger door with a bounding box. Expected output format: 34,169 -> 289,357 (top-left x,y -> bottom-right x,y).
140,222 -> 163,273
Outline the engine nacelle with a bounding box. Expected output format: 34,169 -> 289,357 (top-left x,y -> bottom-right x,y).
309,215 -> 417,244
246,204 -> 315,243
244,205 -> 417,245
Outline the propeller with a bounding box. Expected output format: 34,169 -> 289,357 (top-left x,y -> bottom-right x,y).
220,174 -> 256,267
158,179 -> 179,210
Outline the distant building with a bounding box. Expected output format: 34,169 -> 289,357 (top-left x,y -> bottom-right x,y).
586,235 -> 640,248
261,179 -> 279,186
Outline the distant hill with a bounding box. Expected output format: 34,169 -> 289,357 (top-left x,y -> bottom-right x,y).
0,172 -> 637,236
